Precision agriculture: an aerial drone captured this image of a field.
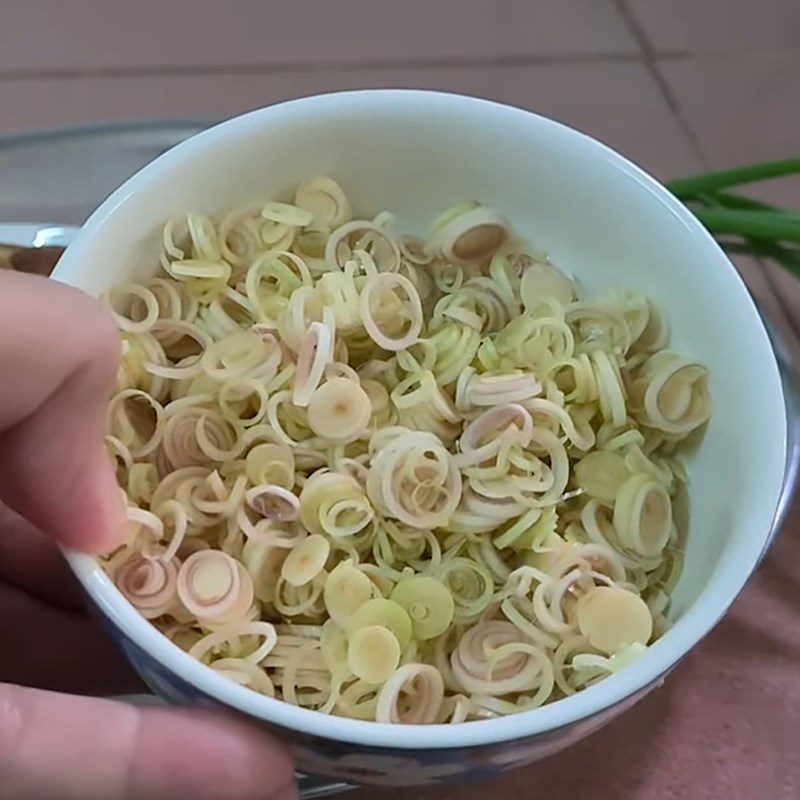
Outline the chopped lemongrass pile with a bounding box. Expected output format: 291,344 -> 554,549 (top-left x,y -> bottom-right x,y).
100,176 -> 709,724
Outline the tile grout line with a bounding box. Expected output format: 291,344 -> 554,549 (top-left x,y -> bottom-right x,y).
0,50 -> 660,82
610,1 -> 800,340
611,0 -> 711,169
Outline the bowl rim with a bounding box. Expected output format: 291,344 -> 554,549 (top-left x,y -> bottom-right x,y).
59,88 -> 787,750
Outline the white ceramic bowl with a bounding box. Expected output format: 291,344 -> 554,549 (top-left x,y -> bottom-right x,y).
55,90 -> 787,787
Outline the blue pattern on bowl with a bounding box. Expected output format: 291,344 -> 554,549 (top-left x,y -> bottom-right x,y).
90,596 -> 659,786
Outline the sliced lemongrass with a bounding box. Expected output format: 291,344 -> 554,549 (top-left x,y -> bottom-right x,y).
261,201 -> 314,227
326,220 -> 400,272
455,404 -> 533,467
320,619 -> 350,677
389,575 -> 454,640
360,272 -> 423,351
571,641 -> 648,674
281,534 -> 330,587
167,259 -> 231,282
465,370 -> 542,408
574,451 -> 630,504
114,555 -> 178,619
520,261 -> 576,310
376,663 -> 444,724
107,389 -> 164,459
294,176 -> 352,230
104,283 -> 160,334
211,657 -> 276,697
591,350 -> 627,427
245,442 -> 295,489
323,561 -> 375,625
437,557 -> 494,622
634,352 -> 710,435
430,204 -> 509,263
177,550 -> 244,620
347,625 -> 401,684
188,620 -> 278,664
613,473 -> 673,557
576,586 -> 653,655
246,484 -> 300,522
293,321 -> 333,407
345,598 -> 413,650
241,540 -> 288,603
306,378 -> 372,442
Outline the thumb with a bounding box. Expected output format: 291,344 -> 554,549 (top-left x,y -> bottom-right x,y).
0,272 -> 125,553
0,683 -> 297,800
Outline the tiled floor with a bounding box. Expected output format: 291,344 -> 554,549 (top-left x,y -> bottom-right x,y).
2,2 -> 799,798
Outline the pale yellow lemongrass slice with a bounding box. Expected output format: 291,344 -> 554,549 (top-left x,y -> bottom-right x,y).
360,272 -> 423,351
189,620 -> 278,664
429,204 -> 509,263
613,473 -> 672,557
294,176 -> 353,230
293,321 -> 333,407
345,598 -> 413,650
103,283 -> 160,334
520,261 -> 576,310
389,576 -> 454,640
347,625 -> 401,684
575,586 -> 653,655
306,378 -> 372,442
375,663 -> 445,724
246,484 -> 300,522
245,442 -> 295,489
281,534 -> 330,587
176,550 -> 249,621
323,560 -> 375,625
261,201 -> 314,227
114,554 -> 178,619
574,451 -> 631,504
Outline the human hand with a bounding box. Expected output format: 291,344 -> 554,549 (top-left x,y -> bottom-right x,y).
0,271 -> 296,800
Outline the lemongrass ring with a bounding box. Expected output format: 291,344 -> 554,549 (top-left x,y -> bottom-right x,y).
114,555 -> 178,619
347,625 -> 401,684
430,205 -> 509,263
295,176 -> 352,230
104,283 -> 160,334
281,533 -> 330,587
360,272 -> 423,351
245,484 -> 300,522
326,220 -> 400,272
188,620 -> 278,664
323,561 -> 375,625
576,586 -> 653,655
293,322 -> 333,407
613,473 -> 673,557
306,378 -> 372,442
245,442 -> 295,489
261,201 -> 314,227
389,575 -> 454,640
574,451 -> 631,504
376,663 -> 444,724
176,550 -> 244,620
107,389 -> 164,459
520,261 -> 576,310
345,598 -> 413,650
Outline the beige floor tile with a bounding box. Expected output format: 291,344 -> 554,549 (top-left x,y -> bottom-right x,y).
657,52 -> 800,208
0,62 -> 700,179
626,0 -> 800,52
0,0 -> 635,73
